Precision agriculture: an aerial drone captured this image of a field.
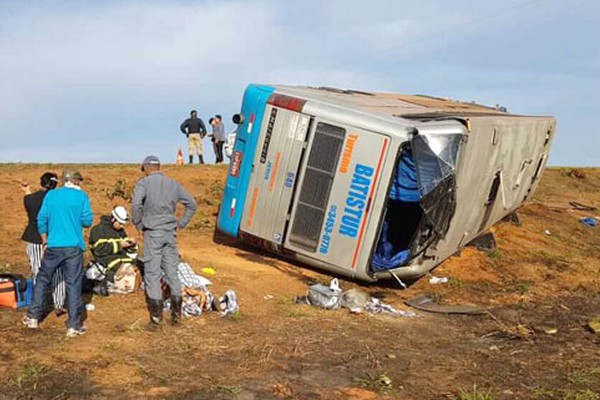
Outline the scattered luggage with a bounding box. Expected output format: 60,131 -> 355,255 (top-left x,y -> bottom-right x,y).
0,274 -> 33,309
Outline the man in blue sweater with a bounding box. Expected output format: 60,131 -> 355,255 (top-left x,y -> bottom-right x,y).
23,170 -> 94,337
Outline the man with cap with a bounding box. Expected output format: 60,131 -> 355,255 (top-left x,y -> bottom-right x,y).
180,110 -> 207,164
22,170 -> 94,338
132,155 -> 197,328
89,206 -> 138,291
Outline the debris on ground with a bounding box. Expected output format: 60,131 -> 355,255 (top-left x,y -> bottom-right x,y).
299,279 -> 415,317
579,217 -> 598,227
569,201 -> 597,211
587,317 -> 600,334
405,295 -> 485,315
467,232 -> 497,253
201,267 -> 216,276
307,279 -> 342,309
429,276 -> 449,285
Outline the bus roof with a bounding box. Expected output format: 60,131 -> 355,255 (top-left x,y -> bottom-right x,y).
273,85 -> 542,120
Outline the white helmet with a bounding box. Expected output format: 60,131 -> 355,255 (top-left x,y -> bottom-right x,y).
111,206 -> 129,224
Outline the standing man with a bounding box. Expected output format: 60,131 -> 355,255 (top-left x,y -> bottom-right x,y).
180,110 -> 207,164
21,172 -> 67,316
210,115 -> 226,164
132,155 -> 197,328
22,170 -> 93,338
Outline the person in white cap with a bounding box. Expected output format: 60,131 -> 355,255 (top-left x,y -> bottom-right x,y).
89,206 -> 138,287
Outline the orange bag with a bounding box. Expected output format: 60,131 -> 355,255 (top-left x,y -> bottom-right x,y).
0,280 -> 18,309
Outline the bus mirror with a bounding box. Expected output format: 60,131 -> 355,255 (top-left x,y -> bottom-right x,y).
232,113 -> 244,125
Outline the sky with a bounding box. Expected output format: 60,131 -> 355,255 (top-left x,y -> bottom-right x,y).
0,0 -> 598,165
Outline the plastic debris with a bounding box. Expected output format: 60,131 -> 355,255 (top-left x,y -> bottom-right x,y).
201,267 -> 216,276
340,288 -> 370,312
216,290 -> 239,317
544,230 -> 552,235
85,304 -> 95,312
580,217 -> 598,227
308,279 -> 342,310
429,276 -> 449,285
365,297 -> 416,317
263,294 -> 274,300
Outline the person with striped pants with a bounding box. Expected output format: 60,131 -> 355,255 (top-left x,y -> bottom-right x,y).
21,172 -> 66,316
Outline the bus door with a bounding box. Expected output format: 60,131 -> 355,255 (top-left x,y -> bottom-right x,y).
239,103 -> 311,245
284,120 -> 390,272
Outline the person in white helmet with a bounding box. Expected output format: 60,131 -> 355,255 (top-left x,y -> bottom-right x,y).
88,206 -> 139,293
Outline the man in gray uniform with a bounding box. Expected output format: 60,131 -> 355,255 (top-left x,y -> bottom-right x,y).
132,155 -> 197,328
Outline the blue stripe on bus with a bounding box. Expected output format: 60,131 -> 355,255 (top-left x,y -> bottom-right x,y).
217,84 -> 275,237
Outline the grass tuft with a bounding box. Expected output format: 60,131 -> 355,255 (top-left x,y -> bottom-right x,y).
457,384 -> 493,400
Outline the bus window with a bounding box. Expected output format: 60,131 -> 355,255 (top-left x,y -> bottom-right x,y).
371,132 -> 463,272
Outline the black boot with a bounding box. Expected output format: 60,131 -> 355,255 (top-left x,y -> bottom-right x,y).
198,155 -> 204,165
188,155 -> 193,164
170,296 -> 182,325
146,298 -> 163,331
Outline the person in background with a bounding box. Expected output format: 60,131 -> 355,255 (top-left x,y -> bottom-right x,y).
180,110 -> 207,164
210,115 -> 226,164
22,170 -> 94,338
21,172 -> 67,316
132,155 -> 197,329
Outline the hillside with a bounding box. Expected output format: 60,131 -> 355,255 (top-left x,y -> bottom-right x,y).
0,164 -> 599,399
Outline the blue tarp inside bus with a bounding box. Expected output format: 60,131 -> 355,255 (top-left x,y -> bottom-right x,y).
372,151 -> 419,271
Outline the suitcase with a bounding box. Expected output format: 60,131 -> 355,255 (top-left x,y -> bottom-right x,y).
0,274 -> 33,309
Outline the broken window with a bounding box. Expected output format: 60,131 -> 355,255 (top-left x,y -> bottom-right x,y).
371,133 -> 464,272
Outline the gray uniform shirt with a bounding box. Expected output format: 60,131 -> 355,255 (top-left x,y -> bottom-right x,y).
132,171 -> 198,231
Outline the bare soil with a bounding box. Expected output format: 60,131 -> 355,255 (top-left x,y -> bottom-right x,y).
0,164 -> 599,399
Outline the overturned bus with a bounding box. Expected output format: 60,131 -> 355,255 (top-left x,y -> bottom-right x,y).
217,84 -> 556,282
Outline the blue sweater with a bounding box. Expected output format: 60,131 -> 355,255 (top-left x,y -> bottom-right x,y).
37,187 -> 94,250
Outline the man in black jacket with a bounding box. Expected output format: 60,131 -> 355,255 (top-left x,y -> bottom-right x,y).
89,206 -> 138,284
21,172 -> 66,316
180,110 -> 207,164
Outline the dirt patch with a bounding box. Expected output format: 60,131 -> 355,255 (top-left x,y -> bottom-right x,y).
1,165 -> 600,399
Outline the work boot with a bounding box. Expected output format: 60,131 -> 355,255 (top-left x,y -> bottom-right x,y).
170,295 -> 183,326
146,298 -> 163,331
188,155 -> 193,164
198,155 -> 204,165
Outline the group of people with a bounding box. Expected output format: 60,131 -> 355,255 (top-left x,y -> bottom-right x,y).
20,155 -> 198,337
180,110 -> 228,164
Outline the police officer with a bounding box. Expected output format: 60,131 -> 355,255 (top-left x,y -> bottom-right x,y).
131,155 -> 197,328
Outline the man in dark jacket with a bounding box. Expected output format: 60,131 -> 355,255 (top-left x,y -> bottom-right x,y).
132,155 -> 197,329
21,172 -> 66,316
180,110 -> 207,164
89,206 -> 137,279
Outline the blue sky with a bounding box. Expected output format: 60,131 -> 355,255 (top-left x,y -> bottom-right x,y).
0,0 -> 598,165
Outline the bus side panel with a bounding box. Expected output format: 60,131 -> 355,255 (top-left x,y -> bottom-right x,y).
217,84 -> 275,237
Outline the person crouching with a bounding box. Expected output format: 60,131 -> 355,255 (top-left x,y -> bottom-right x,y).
89,206 -> 140,294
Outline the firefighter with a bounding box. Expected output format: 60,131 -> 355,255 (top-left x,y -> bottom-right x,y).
89,206 -> 138,290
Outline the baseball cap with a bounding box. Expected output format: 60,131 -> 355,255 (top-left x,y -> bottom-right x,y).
62,169 -> 84,181
111,206 -> 129,224
141,155 -> 161,171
